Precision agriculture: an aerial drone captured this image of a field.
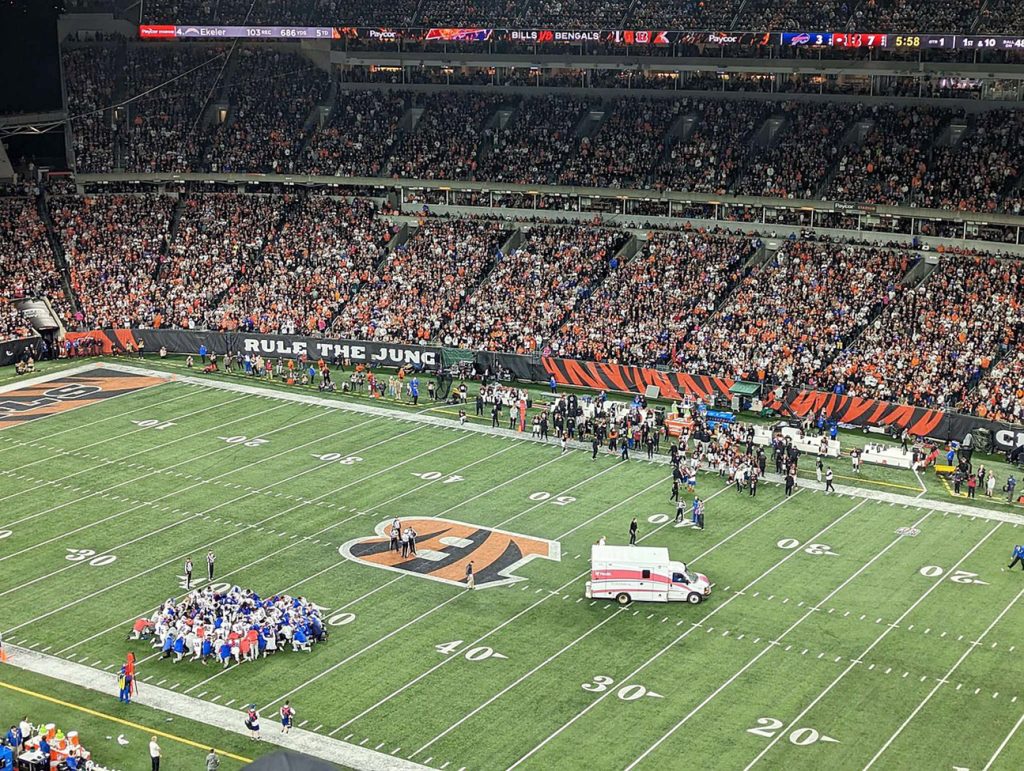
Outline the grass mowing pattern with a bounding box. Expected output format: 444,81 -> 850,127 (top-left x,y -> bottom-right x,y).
1,370 -> 1023,771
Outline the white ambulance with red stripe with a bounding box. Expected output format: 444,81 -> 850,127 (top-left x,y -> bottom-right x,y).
585,544 -> 711,605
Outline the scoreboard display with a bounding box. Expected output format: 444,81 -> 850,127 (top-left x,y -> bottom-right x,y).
781,30 -> 1024,50
136,24 -> 1024,50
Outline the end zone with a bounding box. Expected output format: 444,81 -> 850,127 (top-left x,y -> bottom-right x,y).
0,367 -> 166,430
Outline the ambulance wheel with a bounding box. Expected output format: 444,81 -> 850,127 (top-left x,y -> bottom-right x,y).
615,593 -> 631,605
687,593 -> 703,605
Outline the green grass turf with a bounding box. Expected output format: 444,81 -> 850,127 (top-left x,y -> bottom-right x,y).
1,362 -> 1024,770
0,666 -> 272,771
16,353 -> 1024,515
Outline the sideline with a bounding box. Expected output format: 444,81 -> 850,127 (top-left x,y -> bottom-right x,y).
92,362 -> 1024,527
4,645 -> 430,771
0,678 -> 252,764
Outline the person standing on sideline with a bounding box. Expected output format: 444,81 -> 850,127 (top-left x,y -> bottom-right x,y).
491,403 -> 500,428
749,468 -> 758,497
671,478 -> 679,502
785,468 -> 795,497
815,457 -> 824,484
620,440 -> 629,461
184,557 -> 193,590
1007,474 -> 1018,503
825,467 -> 835,494
694,498 -> 705,530
465,561 -> 475,589
149,737 -> 161,771
206,551 -> 215,582
117,667 -> 130,703
245,706 -> 260,741
1007,544 -> 1024,571
987,471 -> 997,498
561,433 -> 568,454
199,343 -> 207,364
206,750 -> 220,771
591,435 -> 599,460
675,500 -> 685,523
280,701 -> 295,734
629,517 -> 638,545
1007,544 -> 1024,569
967,474 -> 978,499
549,374 -> 557,393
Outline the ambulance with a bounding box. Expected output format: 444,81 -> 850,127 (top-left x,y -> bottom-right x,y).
585,544 -> 711,605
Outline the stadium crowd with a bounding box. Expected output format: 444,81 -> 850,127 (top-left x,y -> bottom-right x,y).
50,194 -> 174,329
136,0 -> 1017,32
552,230 -> 757,365
201,49 -> 331,174
826,254 -> 1024,409
58,48 -> 1024,217
0,198 -> 73,334
122,46 -> 225,173
444,224 -> 629,352
333,219 -> 507,342
677,240 -> 915,388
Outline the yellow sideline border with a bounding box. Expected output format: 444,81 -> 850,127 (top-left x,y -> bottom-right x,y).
0,679 -> 253,764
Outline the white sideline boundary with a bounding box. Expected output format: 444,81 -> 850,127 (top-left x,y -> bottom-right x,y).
5,644 -> 430,771
88,362 -> 1024,527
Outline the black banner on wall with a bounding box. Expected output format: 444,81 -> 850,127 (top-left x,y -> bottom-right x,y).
71,329 -> 444,371
63,329 -> 1024,455
0,336 -> 41,367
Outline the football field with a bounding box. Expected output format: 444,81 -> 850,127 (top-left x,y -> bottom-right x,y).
2,363 -> 1024,771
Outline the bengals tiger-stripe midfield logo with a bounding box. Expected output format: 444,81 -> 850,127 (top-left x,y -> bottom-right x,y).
339,518 -> 560,589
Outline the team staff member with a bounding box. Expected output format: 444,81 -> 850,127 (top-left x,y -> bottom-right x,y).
280,701 -> 296,734
149,737 -> 161,771
825,467 -> 835,494
629,517 -> 638,545
1009,544 -> 1024,571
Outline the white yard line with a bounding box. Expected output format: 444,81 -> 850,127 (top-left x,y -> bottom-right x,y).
0,388 -> 249,500
329,482 -> 781,737
52,428 -> 481,655
6,644 -> 432,771
0,396 -> 290,530
95,363 -> 1024,527
412,608 -> 627,757
3,423 -> 447,635
0,401 -> 364,571
270,471 -> 678,720
743,519 -> 1001,769
506,497 -> 867,771
982,710 -> 1024,771
0,384 -> 199,456
863,582 -> 1024,770
625,502 -> 929,770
